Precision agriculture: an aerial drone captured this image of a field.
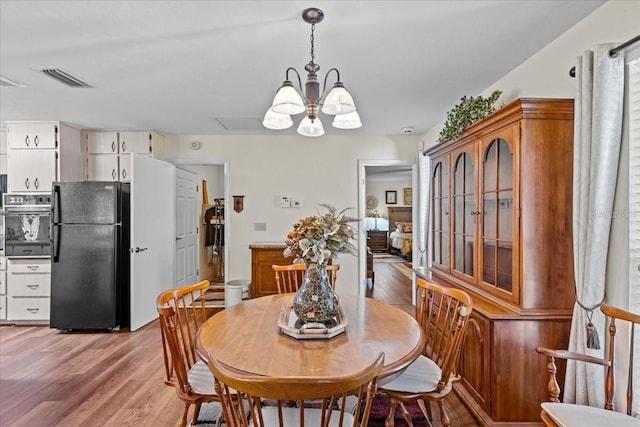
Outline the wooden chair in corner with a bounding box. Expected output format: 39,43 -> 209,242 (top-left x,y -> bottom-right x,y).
157,280 -> 221,427
377,278 -> 473,427
207,351 -> 384,427
272,264 -> 306,293
536,304 -> 640,427
326,263 -> 340,289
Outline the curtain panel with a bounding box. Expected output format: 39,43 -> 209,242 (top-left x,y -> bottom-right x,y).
565,43 -> 625,406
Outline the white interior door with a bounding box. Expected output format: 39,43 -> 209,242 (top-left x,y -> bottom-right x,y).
175,168 -> 198,289
129,155 -> 175,331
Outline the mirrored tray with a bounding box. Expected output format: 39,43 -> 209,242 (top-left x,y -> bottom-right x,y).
277,301 -> 348,340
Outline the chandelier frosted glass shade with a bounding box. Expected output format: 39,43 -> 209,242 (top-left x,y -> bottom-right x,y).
270,81 -> 306,115
332,110 -> 362,129
321,83 -> 356,115
262,109 -> 293,130
264,8 -> 361,137
297,116 -> 325,137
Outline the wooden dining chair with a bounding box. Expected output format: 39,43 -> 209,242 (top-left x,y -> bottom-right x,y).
326,263 -> 340,289
206,350 -> 384,427
157,280 -> 222,427
377,278 -> 473,427
273,263 -> 340,293
536,304 -> 639,427
272,264 -> 306,293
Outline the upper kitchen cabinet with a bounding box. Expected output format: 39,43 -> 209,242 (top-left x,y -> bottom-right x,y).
84,130 -> 165,181
6,121 -> 83,193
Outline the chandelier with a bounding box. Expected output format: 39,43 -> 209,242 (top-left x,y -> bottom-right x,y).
262,7 -> 362,137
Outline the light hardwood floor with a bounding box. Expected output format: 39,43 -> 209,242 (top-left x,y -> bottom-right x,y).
0,264 -> 479,426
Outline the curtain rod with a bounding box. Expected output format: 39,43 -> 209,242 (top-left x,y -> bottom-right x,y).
569,34 -> 640,77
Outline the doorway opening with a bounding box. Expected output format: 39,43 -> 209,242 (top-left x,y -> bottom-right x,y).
358,160 -> 417,310
173,159 -> 229,307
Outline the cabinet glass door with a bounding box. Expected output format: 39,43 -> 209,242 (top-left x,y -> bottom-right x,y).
431,156 -> 449,270
452,149 -> 476,279
480,131 -> 518,302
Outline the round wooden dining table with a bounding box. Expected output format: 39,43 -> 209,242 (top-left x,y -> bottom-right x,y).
196,293 -> 426,383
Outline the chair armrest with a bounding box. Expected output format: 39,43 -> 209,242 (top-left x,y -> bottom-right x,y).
536,347 -> 611,403
536,347 -> 611,367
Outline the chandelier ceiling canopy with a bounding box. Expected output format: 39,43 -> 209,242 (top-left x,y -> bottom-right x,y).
263,7 -> 362,137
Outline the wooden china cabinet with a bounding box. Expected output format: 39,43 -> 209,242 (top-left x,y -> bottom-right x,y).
425,98 -> 575,426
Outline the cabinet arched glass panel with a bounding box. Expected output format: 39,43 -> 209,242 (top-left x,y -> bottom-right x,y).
482,138 -> 513,292
431,159 -> 449,268
453,152 -> 474,277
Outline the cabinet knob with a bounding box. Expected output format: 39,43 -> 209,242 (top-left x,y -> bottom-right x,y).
122,141 -> 126,152
34,135 -> 39,147
112,169 -> 117,179
121,169 -> 127,179
34,178 -> 39,189
26,284 -> 39,290
25,135 -> 30,147
25,178 -> 30,189
112,141 -> 116,152
26,308 -> 40,314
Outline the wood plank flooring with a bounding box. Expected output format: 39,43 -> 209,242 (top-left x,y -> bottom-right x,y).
0,263 -> 479,426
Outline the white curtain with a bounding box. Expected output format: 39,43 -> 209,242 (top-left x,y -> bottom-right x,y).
565,44 -> 625,406
417,152 -> 431,268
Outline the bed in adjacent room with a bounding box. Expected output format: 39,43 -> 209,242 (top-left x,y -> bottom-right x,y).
388,206 -> 412,260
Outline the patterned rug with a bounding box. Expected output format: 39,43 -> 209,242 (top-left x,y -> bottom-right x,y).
373,253 -> 405,263
389,261 -> 413,280
368,395 -> 430,427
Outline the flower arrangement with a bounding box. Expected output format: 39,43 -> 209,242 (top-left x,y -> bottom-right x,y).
284,204 -> 358,265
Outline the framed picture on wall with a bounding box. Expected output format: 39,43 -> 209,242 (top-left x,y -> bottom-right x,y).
404,188 -> 412,205
386,190 -> 397,205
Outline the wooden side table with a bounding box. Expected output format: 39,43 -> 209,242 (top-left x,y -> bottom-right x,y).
367,230 -> 388,252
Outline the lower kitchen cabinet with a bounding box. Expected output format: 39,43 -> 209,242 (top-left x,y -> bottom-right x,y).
7,258 -> 51,322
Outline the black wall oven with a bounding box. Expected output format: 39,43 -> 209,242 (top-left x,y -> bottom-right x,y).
3,194 -> 52,257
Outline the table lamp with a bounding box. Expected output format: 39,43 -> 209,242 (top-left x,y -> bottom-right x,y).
368,210 -> 381,231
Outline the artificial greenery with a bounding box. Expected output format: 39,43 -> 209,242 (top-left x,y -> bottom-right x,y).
437,90 -> 502,143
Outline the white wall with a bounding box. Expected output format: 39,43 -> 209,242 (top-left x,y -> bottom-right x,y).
422,0 -> 640,147
165,134 -> 419,295
365,175 -> 412,231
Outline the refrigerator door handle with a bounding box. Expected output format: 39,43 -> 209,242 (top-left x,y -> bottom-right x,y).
51,223 -> 60,262
52,184 -> 61,224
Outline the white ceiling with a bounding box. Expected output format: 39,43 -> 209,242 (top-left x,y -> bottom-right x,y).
0,1 -> 605,137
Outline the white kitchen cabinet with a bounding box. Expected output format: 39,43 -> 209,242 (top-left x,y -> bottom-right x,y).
84,130 -> 164,181
86,131 -> 118,154
6,122 -> 58,149
7,258 -> 51,322
6,121 -> 83,193
7,149 -> 56,192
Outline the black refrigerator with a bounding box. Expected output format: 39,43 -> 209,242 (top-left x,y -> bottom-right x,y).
50,181 -> 130,331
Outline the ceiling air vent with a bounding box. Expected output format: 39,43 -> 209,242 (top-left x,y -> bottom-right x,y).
0,75 -> 26,87
40,68 -> 92,88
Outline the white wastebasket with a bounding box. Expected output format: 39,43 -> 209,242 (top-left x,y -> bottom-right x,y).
225,279 -> 251,307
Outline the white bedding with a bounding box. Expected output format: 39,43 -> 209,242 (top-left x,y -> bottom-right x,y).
389,230 -> 412,256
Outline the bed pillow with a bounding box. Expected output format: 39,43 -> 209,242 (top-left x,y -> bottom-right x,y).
396,221 -> 412,233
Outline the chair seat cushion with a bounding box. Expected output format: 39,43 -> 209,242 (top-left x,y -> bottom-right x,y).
262,406 -> 354,426
188,360 -> 216,395
378,355 -> 441,394
542,402 -> 640,427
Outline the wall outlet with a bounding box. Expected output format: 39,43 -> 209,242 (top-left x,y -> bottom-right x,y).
254,222 -> 267,231
291,199 -> 302,208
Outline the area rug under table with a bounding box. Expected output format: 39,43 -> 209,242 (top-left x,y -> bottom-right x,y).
368,395 -> 430,427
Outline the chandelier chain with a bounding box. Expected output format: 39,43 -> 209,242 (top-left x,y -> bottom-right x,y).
310,21 -> 315,64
